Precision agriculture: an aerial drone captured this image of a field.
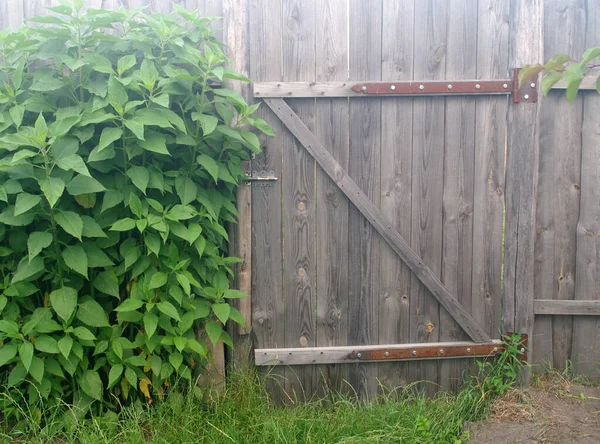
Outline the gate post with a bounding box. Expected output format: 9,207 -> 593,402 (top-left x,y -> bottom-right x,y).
503,0 -> 543,383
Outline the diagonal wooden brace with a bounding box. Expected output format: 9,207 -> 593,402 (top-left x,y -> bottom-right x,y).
263,98 -> 491,343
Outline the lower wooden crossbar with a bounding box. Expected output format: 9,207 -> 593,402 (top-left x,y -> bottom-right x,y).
255,339 -> 522,366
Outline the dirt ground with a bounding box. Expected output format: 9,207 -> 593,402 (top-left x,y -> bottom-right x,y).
465,375 -> 600,443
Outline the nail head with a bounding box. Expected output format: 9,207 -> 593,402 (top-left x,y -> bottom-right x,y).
390,85 -> 396,90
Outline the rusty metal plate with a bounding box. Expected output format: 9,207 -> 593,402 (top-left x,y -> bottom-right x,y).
513,68 -> 538,103
351,80 -> 513,96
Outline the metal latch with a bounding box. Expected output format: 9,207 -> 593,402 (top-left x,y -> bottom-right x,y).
244,170 -> 278,186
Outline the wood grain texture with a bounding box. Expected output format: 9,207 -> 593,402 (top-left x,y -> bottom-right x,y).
248,0 -> 286,400
263,99 -> 492,345
504,0 -> 543,383
378,0 -> 414,393
440,0 -> 477,392
1,0 -> 24,29
315,0 -> 349,396
572,0 -> 600,380
533,0 -> 585,372
472,0 -> 509,342
347,0 -> 382,401
282,0 -> 317,401
410,0 -> 448,394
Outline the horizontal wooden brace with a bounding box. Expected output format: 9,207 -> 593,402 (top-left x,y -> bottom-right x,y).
255,340 -> 505,366
534,299 -> 600,315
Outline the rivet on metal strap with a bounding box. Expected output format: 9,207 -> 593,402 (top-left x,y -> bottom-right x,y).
361,85 -> 367,91
493,347 -> 498,352
503,83 -> 508,89
357,353 -> 362,359
390,85 -> 396,90
466,348 -> 471,353
439,349 -> 444,355
419,85 -> 424,90
475,84 -> 481,90
524,94 -> 529,100
384,352 -> 390,357
411,350 -> 417,356
530,83 -> 536,88
447,84 -> 452,90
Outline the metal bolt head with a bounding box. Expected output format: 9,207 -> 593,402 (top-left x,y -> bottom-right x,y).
411,350 -> 417,356
447,84 -> 452,90
524,94 -> 530,100
466,347 -> 471,353
530,83 -> 536,88
503,83 -> 508,89
384,352 -> 390,357
361,85 -> 367,91
439,349 -> 444,355
419,85 -> 424,90
493,347 -> 498,352
475,84 -> 481,90
357,353 -> 362,359
390,85 -> 396,90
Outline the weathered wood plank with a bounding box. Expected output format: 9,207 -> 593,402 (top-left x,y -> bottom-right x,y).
439,0 -> 477,393
253,81 -> 515,98
1,0 -> 25,29
535,300 -> 600,316
533,0 -> 585,372
248,0 -> 286,399
281,0 -> 317,401
378,0 -> 414,393
256,340 -> 504,366
410,0 -> 448,394
314,0 -> 349,396
347,0 -> 382,400
264,98 -> 492,346
472,0 -> 509,343
504,0 -> 543,383
571,0 -> 600,380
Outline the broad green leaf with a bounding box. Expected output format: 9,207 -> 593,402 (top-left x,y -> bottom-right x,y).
205,321 -> 222,346
97,127 -> 122,152
66,174 -> 106,195
93,271 -> 119,298
168,205 -> 196,220
117,55 -> 137,75
56,154 -> 90,176
108,364 -> 123,389
50,287 -> 77,321
541,71 -> 563,95
55,211 -> 83,240
139,134 -> 169,155
145,233 -> 161,257
173,337 -> 186,352
9,105 -> 25,128
31,70 -> 65,92
114,298 -> 143,312
28,231 -> 53,262
124,118 -> 145,140
518,64 -> 543,87
148,272 -> 168,290
110,217 -> 136,231
11,256 -> 44,284
83,244 -> 114,267
196,154 -> 219,183
0,186 -> 7,203
169,352 -> 183,370
84,53 -> 114,74
223,289 -> 247,299
108,76 -> 128,111
581,47 -> 600,65
151,93 -> 169,108
63,245 -> 88,278
156,301 -> 180,321
176,273 -> 191,296
101,190 -> 123,213
186,338 -> 207,356
566,78 -> 583,103
213,88 -> 247,107
127,166 -> 149,194
19,342 -> 34,372
135,108 -> 173,128
44,358 -> 64,378
80,370 -> 103,401
29,357 -> 44,383
0,207 -> 35,226
228,307 -> 247,328
0,320 -> 20,336
8,362 -> 27,386
34,335 -> 60,354
73,326 -> 96,340
58,335 -> 73,359
81,216 -> 108,238
0,342 -> 18,367
192,113 -> 218,135
124,367 -> 137,387
112,341 -> 123,360
77,299 -> 110,327
175,176 -> 197,206
50,137 -> 79,161
240,130 -> 261,153
212,303 -> 231,324
143,312 -> 158,338
39,177 -> 65,208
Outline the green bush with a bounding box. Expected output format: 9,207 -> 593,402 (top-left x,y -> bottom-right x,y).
0,0 -> 271,417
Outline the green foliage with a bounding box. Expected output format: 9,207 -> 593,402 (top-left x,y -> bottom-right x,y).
520,47 -> 600,102
0,0 -> 269,417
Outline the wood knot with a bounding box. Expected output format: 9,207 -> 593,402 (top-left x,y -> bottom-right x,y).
496,187 -> 504,196
574,184 -> 580,190
298,267 -> 306,277
299,336 -> 308,347
402,295 -> 408,303
297,201 -> 306,211
425,323 -> 435,333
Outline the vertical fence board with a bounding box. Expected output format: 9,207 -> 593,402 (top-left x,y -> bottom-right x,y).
315,0 -> 350,395
378,0 -> 414,392
1,0 -> 24,29
347,0 -> 382,400
571,0 -> 600,379
533,0 -> 585,372
472,0 -> 509,342
282,0 -> 317,401
410,0 -> 447,394
440,0 -> 477,392
248,0 -> 286,399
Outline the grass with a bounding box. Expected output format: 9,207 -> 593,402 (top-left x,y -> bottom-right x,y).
0,337 -> 526,443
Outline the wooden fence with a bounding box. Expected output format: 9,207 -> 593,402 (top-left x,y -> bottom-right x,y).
1,0 -> 599,399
